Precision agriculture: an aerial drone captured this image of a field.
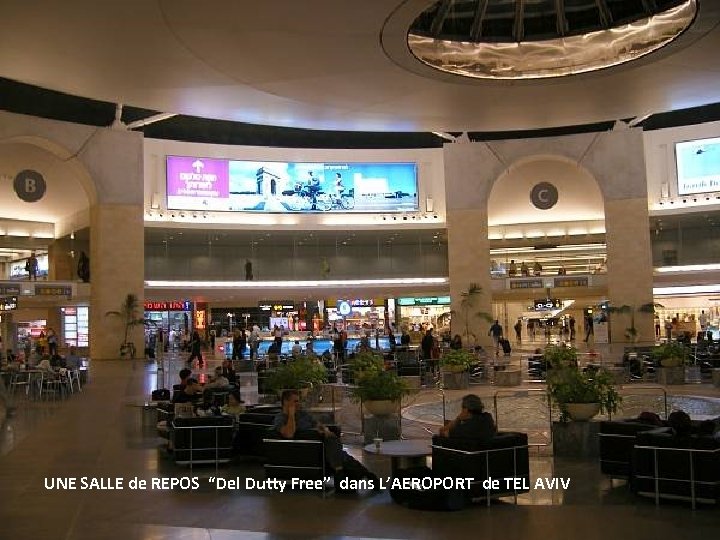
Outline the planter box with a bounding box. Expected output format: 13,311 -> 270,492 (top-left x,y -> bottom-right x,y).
552,420 -> 600,458
495,369 -> 521,386
684,366 -> 702,384
658,366 -> 685,385
441,371 -> 469,390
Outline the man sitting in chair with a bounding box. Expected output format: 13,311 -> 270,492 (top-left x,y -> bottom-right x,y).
273,389 -> 379,491
439,394 -> 496,442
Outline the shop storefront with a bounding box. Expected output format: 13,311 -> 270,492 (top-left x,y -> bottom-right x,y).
144,300 -> 193,340
652,295 -> 720,339
396,296 -> 451,331
259,300 -> 302,331
326,297 -> 387,333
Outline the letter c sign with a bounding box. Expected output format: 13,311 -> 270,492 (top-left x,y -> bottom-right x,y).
530,182 -> 558,210
14,170 -> 47,202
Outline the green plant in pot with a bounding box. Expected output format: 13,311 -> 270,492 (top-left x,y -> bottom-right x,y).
350,351 -> 384,380
350,370 -> 411,416
450,283 -> 494,346
652,342 -> 688,385
266,357 -> 328,398
545,346 -> 621,422
440,348 -> 475,373
105,293 -> 155,359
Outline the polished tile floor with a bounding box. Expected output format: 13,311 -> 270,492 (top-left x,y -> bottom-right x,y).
1,357 -> 718,540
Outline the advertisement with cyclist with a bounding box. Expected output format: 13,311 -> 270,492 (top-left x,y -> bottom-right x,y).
166,156 -> 418,213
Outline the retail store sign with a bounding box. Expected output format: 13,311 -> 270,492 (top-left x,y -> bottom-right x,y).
35,285 -> 72,296
509,279 -> 543,290
397,296 -> 451,306
554,277 -> 589,288
337,301 -> 352,316
144,300 -> 192,311
0,296 -> 18,311
14,169 -> 47,202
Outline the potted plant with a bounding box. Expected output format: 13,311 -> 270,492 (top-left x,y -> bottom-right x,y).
350,351 -> 384,380
451,283 -> 494,346
606,302 -> 663,343
266,357 -> 328,398
652,342 -> 688,385
350,370 -> 411,416
440,349 -> 475,372
545,346 -> 621,422
105,293 -> 154,359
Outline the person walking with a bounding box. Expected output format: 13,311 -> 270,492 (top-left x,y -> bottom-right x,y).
583,314 -> 594,343
513,319 -> 522,343
488,320 -> 503,354
187,330 -> 203,367
569,316 -> 576,341
26,252 -> 39,281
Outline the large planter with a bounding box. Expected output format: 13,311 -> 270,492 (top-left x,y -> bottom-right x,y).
564,402 -> 601,421
363,399 -> 398,416
441,364 -> 466,373
658,366 -> 685,385
441,370 -> 469,390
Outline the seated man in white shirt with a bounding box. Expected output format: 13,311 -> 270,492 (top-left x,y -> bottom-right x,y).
291,340 -> 302,358
205,366 -> 230,389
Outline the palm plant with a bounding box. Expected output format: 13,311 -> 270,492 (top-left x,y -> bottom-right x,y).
451,283 -> 494,345
105,293 -> 154,358
606,302 -> 664,342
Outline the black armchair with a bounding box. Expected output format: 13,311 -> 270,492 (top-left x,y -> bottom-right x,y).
171,416 -> 234,465
431,432 -> 530,504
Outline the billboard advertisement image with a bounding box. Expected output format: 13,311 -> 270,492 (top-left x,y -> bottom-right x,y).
166,157 -> 418,213
676,137 -> 720,195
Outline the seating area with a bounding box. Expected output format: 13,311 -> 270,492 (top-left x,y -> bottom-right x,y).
1,361 -> 88,402
599,418 -> 720,508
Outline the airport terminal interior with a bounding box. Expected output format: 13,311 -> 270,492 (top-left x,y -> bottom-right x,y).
1,1 -> 720,539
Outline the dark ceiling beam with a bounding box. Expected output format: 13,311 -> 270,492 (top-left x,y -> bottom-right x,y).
595,0 -> 612,27
555,0 -> 567,35
430,0 -> 454,36
470,0 -> 489,41
514,0 -> 525,41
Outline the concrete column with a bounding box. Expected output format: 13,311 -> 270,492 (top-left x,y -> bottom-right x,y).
605,198 -> 654,344
90,204 -> 144,360
447,209 -> 493,346
48,240 -> 74,281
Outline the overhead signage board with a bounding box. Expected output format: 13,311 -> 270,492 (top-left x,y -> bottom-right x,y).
35,285 -> 72,296
397,296 -> 451,306
509,279 -> 544,289
258,300 -> 295,312
534,298 -> 563,311
0,284 -> 21,295
166,156 -> 418,214
554,277 -> 589,288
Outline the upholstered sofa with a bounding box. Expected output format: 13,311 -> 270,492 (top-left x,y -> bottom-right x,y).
632,430 -> 720,507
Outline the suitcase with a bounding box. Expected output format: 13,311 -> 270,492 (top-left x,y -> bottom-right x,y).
151,388 -> 170,401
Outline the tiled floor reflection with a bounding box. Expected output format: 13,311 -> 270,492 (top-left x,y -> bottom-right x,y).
1,355 -> 719,540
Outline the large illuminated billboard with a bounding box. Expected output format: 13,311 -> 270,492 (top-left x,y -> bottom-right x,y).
166,156 -> 418,213
675,137 -> 720,195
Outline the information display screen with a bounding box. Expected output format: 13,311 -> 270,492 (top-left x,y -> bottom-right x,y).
166,156 -> 418,213
676,137 -> 720,195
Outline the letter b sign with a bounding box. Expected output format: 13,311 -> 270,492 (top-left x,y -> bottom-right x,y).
14,169 -> 47,202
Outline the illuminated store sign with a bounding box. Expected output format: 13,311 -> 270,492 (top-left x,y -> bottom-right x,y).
144,300 -> 192,311
397,296 -> 450,306
166,156 -> 418,214
676,136 -> 720,195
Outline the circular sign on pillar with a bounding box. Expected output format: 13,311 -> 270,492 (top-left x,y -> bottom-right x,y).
530,182 -> 558,210
13,169 -> 47,202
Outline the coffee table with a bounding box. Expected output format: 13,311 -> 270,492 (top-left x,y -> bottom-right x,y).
363,439 -> 431,474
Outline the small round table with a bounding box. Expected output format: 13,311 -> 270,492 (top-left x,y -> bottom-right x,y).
363,439 -> 432,474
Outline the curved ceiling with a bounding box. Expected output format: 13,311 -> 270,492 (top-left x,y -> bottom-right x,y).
1,0 -> 720,132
